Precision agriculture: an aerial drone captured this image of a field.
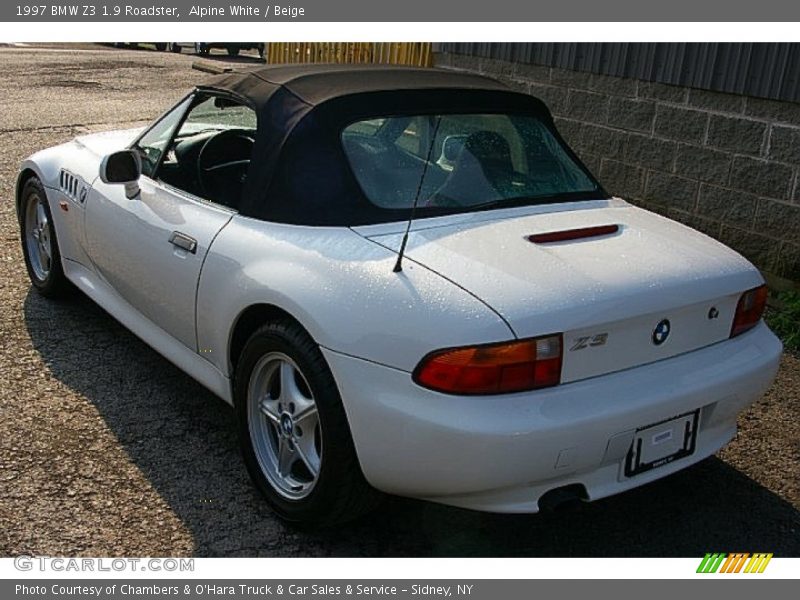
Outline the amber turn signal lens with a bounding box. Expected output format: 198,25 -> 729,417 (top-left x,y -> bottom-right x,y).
413,334 -> 563,395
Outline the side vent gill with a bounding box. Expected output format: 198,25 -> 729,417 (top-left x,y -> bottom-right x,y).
59,170 -> 87,205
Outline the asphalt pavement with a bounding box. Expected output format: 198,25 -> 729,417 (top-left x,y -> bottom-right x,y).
0,44 -> 798,557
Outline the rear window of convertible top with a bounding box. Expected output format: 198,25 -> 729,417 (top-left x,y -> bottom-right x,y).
341,113 -> 600,212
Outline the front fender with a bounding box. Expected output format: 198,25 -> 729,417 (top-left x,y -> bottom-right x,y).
196,215 -> 514,379
20,140 -> 104,192
17,126 -> 143,204
17,154 -> 63,213
17,142 -> 101,266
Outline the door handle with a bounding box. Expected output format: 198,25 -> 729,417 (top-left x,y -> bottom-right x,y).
169,231 -> 197,254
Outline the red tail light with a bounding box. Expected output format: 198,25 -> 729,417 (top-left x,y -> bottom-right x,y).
413,334 -> 563,395
730,285 -> 768,338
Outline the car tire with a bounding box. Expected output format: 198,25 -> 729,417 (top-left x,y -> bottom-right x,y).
19,177 -> 70,298
171,43 -> 182,53
155,43 -> 167,52
234,320 -> 380,526
226,46 -> 240,57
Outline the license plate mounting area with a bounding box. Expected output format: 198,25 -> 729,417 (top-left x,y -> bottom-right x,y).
624,410 -> 699,477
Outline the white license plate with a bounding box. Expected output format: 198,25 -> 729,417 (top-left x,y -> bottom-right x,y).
625,410 -> 699,477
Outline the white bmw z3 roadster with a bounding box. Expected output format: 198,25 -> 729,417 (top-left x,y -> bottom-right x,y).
15,64 -> 782,525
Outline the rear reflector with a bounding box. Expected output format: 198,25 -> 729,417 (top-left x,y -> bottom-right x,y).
413,334 -> 563,395
730,285 -> 768,338
528,224 -> 619,244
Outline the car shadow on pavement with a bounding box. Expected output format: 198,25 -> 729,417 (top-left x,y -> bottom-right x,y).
24,289 -> 800,557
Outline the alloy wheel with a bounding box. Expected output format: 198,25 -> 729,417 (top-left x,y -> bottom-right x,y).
247,352 -> 322,499
24,192 -> 52,282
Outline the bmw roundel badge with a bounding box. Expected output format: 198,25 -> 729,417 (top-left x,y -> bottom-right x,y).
652,319 -> 671,345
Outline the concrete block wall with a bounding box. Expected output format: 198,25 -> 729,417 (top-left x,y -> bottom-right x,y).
435,52 -> 800,288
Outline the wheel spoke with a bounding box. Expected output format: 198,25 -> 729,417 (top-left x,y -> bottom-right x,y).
40,236 -> 52,259
278,361 -> 299,403
279,361 -> 316,417
277,438 -> 295,477
278,361 -> 308,408
294,405 -> 318,431
294,434 -> 320,477
37,244 -> 50,272
259,399 -> 281,425
36,202 -> 47,230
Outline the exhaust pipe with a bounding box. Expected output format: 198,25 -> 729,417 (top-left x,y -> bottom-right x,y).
538,484 -> 587,512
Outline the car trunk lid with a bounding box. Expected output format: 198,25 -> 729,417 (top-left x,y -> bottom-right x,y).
360,201 -> 762,383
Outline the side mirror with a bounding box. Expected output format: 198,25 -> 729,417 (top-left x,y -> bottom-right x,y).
100,150 -> 142,199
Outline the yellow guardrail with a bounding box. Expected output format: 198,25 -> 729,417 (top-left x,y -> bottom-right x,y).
265,43 -> 433,67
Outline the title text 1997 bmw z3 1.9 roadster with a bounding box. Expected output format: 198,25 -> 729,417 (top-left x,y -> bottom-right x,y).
16,64 -> 782,525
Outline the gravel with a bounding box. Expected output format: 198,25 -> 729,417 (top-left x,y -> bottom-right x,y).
0,45 -> 798,557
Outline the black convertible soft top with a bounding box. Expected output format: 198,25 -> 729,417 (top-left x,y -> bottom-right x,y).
196,64 -> 594,225
202,63 -> 512,107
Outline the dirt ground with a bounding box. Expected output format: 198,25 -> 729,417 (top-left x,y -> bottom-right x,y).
0,44 -> 798,557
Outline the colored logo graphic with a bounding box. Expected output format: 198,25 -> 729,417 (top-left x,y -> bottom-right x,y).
697,553 -> 773,574
652,319 -> 671,345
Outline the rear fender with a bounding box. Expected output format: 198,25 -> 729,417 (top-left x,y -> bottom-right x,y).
195,217 -> 515,382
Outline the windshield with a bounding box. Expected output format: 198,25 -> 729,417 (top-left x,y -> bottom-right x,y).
341,113 -> 601,212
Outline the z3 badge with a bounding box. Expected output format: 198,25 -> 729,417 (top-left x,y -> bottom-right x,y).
570,333 -> 608,351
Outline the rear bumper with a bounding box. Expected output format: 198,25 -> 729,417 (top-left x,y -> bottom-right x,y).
323,322 -> 782,513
